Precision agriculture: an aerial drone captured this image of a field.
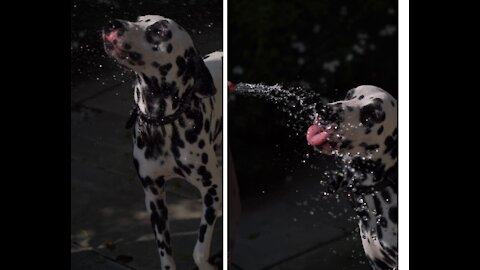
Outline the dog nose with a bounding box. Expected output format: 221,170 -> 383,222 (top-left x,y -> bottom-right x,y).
103,19 -> 127,34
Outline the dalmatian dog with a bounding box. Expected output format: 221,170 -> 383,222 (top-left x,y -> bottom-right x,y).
102,15 -> 222,270
306,85 -> 397,270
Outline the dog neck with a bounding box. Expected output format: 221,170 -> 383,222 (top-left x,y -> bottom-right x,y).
329,155 -> 397,196
133,68 -> 192,119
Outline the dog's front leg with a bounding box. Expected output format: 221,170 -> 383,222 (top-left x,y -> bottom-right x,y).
192,156 -> 222,270
143,177 -> 176,270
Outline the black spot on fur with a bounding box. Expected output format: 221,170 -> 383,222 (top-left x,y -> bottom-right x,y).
198,139 -> 205,149
359,99 -> 386,129
360,142 -> 380,151
380,250 -> 396,266
175,159 -> 192,175
373,196 -> 383,215
171,124 -> 184,158
376,224 -> 383,239
204,194 -> 213,207
204,119 -> 210,133
155,176 -> 165,188
384,163 -> 398,186
208,187 -> 217,196
135,87 -> 141,103
176,47 -> 216,96
164,231 -> 171,244
133,158 -> 140,176
128,52 -> 141,61
150,186 -> 159,195
198,224 -> 207,243
377,125 -> 384,135
142,128 -> 165,160
205,207 -> 216,225
340,140 -> 353,150
198,166 -> 212,187
137,135 -> 145,149
141,176 -> 154,188
212,117 -> 222,142
378,216 -> 388,227
373,98 -> 383,103
202,153 -> 208,164
173,167 -> 184,177
359,95 -> 364,100
389,206 -> 397,224
372,258 -> 391,270
357,209 -> 370,227
167,43 -> 173,53
384,135 -> 398,159
184,108 -> 203,143
350,157 -> 385,183
150,200 -> 167,235
159,63 -> 172,76
178,115 -> 186,128
381,190 -> 391,203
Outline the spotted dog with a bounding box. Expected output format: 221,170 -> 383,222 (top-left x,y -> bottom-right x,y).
102,15 -> 222,270
306,85 -> 397,270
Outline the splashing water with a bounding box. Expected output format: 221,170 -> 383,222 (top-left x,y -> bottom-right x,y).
234,82 -> 381,207
234,82 -> 327,135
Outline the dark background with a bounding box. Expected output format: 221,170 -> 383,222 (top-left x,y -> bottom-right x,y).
228,0 -> 398,197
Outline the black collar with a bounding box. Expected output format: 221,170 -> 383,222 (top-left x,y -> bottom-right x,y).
125,87 -> 195,129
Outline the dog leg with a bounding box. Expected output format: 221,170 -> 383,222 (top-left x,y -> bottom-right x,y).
192,157 -> 222,270
143,177 -> 176,270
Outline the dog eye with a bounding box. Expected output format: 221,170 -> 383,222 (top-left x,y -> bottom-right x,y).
145,21 -> 172,43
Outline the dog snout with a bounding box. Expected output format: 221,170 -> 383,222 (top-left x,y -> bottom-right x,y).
103,19 -> 128,34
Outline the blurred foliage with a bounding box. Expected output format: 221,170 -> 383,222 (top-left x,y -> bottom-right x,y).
229,0 -> 398,197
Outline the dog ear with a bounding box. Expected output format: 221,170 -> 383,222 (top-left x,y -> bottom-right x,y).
193,54 -> 217,98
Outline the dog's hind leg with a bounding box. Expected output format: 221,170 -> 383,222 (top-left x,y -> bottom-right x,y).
143,176 -> 176,270
191,154 -> 222,270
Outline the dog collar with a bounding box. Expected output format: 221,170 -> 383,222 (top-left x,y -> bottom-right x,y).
125,87 -> 195,129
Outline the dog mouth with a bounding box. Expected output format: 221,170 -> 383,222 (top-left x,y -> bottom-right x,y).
306,118 -> 339,154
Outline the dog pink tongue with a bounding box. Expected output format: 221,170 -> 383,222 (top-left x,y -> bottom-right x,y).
306,124 -> 329,146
